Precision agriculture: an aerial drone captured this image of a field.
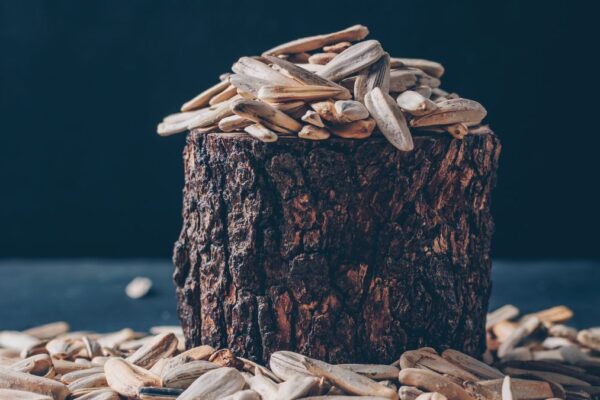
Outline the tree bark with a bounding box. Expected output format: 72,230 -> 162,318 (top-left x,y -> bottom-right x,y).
173,130 -> 501,365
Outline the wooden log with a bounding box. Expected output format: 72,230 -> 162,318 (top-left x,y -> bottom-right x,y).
173,130 -> 501,365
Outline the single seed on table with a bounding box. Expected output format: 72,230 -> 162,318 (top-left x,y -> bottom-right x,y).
232,99 -> 302,133
323,41 -> 352,53
265,55 -> 351,99
299,125 -> 330,140
181,80 -> 230,112
364,87 -> 413,151
257,84 -> 347,102
245,124 -> 279,142
308,52 -> 337,65
301,110 -> 324,127
232,57 -> 300,86
396,90 -> 438,116
354,52 -> 390,102
329,118 -> 376,139
390,58 -> 445,78
318,40 -> 385,82
262,24 -> 369,55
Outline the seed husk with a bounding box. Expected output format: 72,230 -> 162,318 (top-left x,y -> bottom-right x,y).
445,123 -> 469,139
186,97 -> 238,129
497,317 -> 541,359
23,322 -> 70,341
233,57 -> 300,86
229,74 -> 271,97
301,110 -> 325,127
364,87 -> 413,151
0,366 -> 70,400
10,355 -> 54,377
318,40 -> 385,82
399,349 -> 478,382
0,332 -> 40,353
323,41 -> 352,53
126,332 -> 179,369
354,52 -> 390,102
265,56 -> 352,99
477,378 -> 553,400
522,306 -> 574,325
232,99 -> 302,133
410,98 -> 487,128
258,84 -> 347,102
263,24 -> 369,56
299,125 -> 330,140
67,372 -> 107,393
396,90 -> 438,116
104,357 -> 161,398
181,80 -> 230,112
487,305 -> 520,330
219,114 -> 253,132
329,118 -> 376,139
177,367 -> 246,400
46,338 -> 84,360
441,350 -> 504,380
61,367 -> 105,384
309,52 -> 338,65
398,368 -> 473,400
390,58 -> 445,78
337,364 -> 399,380
0,388 -> 53,400
334,100 -> 370,122
220,389 -> 262,400
303,358 -> 398,399
161,360 -> 219,389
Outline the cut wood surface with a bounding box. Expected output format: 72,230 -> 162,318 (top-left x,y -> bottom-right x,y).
173,130 -> 501,365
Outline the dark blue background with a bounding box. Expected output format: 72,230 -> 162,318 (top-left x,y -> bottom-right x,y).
1,1 -> 598,258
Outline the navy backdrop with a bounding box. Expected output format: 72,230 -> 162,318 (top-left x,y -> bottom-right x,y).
1,0 -> 598,258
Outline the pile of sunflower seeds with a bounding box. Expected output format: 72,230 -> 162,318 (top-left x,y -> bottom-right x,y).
157,25 -> 489,151
1,304 -> 599,400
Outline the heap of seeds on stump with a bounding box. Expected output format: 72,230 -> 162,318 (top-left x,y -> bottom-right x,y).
158,24 -> 489,149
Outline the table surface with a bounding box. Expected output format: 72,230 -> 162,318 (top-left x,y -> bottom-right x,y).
1,260 -> 599,332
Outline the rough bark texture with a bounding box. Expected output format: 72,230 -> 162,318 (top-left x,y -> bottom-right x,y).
173,130 -> 501,365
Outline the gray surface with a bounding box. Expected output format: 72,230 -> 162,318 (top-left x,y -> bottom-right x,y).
0,260 -> 599,332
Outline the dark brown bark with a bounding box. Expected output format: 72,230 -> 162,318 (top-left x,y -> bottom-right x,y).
173,130 -> 501,365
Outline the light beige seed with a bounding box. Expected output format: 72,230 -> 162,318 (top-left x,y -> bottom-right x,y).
220,389 -> 262,400
161,360 -> 219,389
125,276 -> 152,299
181,80 -> 230,112
9,354 -> 53,377
265,56 -> 351,99
219,114 -> 253,132
209,84 -> 238,106
399,349 -> 478,382
522,306 -> 574,324
232,99 -> 302,133
354,52 -> 390,102
126,332 -> 179,369
399,386 -> 425,400
258,84 -> 346,103
445,123 -> 469,139
334,100 -> 370,122
104,357 -> 161,398
0,388 -> 52,400
486,305 -> 520,330
497,317 -> 540,358
411,98 -> 487,128
177,367 -> 246,400
67,372 -> 107,393
309,52 -> 338,65
23,322 -> 70,341
477,378 -> 553,400
323,41 -> 352,53
245,124 -> 279,142
269,351 -> 313,381
329,118 -> 376,139
398,368 -> 473,400
318,40 -> 385,82
0,366 -> 69,400
229,74 -> 270,97
441,349 -> 504,380
337,364 -> 399,380
299,125 -> 330,140
186,97 -> 237,129
390,58 -> 445,78
263,24 -> 369,56
396,91 -> 438,116
501,376 -> 515,400
364,87 -> 413,151
61,367 -> 105,384
233,57 -> 300,86
548,324 -> 578,340
301,110 -> 325,127
303,358 -> 398,399
0,332 -> 40,353
415,393 -> 448,400
76,388 -> 120,400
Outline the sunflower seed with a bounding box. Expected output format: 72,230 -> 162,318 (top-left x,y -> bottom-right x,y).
220,389 -> 262,400
300,110 -> 324,127
177,367 -> 246,400
445,123 -> 469,139
323,41 -> 352,53
329,118 -> 376,139
219,114 -> 253,132
441,349 -> 504,380
548,325 -> 578,340
318,40 -> 385,82
415,393 -> 448,400
10,355 -> 54,377
337,364 -> 399,380
233,57 -> 300,86
161,360 -> 219,389
299,125 -> 330,140
61,367 -> 105,384
309,53 -> 338,65
104,357 -> 161,398
399,349 -> 478,382
298,397 -> 390,400
478,378 -> 553,400
487,305 -> 520,330
263,25 -> 369,56
265,56 -> 351,99
46,338 -> 84,360
354,52 -> 390,102
229,74 -> 270,97
364,87 -> 413,151
287,53 -> 311,63
411,98 -> 487,128
67,372 -> 107,393
244,124 -> 278,142
23,322 -> 70,341
0,332 -> 40,353
0,366 -> 70,400
181,80 -> 230,112
502,366 -> 591,386
258,84 -> 347,102
186,97 -> 237,129
334,100 -> 370,122
126,332 -> 179,369
303,358 -> 398,399
522,306 -> 574,324
269,351 -> 313,381
497,317 -> 541,359
396,91 -> 438,116
0,389 -> 52,400
398,368 -> 473,400
390,58 -> 445,78
232,99 -> 302,133
399,386 -> 425,400
75,388 -> 120,400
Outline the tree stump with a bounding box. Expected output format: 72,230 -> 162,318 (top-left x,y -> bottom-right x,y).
173,130 -> 501,365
